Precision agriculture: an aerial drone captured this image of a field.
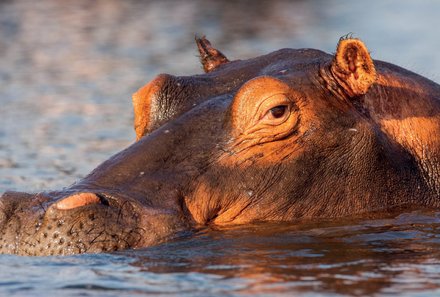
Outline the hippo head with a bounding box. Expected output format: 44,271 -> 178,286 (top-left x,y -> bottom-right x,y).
2,37 -> 440,255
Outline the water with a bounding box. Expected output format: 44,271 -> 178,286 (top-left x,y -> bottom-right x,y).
2,214 -> 440,296
1,0 -> 440,296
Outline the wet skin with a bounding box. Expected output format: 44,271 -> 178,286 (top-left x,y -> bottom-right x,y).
1,37 -> 440,256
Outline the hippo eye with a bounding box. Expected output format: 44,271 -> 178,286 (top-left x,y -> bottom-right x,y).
257,93 -> 293,126
270,105 -> 288,119
262,103 -> 291,125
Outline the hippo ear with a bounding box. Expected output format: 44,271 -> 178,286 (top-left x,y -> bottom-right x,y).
133,74 -> 205,141
132,75 -> 166,141
195,36 -> 230,73
330,37 -> 376,97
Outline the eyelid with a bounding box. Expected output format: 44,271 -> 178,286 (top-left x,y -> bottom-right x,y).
261,105 -> 291,127
257,93 -> 291,121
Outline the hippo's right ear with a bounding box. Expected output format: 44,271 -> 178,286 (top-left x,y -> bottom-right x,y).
330,38 -> 376,98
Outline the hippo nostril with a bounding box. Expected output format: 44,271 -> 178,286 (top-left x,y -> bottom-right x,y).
54,193 -> 106,210
95,193 -> 110,206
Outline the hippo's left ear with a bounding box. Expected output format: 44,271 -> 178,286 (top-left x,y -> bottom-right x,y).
196,36 -> 230,73
330,38 -> 376,98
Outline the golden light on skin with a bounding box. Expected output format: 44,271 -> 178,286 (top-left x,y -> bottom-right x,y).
184,78 -> 312,226
228,78 -> 299,151
186,178 -> 280,225
381,116 -> 440,162
374,72 -> 431,104
330,38 -> 376,98
369,71 -> 440,161
185,182 -> 218,224
132,74 -> 169,141
215,76 -> 317,169
54,193 -> 101,210
230,76 -> 292,133
379,114 -> 440,197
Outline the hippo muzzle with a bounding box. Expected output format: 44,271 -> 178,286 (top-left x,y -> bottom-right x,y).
0,190 -> 186,256
0,191 -> 132,255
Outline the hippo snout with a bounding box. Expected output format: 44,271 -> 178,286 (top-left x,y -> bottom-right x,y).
0,190 -> 148,255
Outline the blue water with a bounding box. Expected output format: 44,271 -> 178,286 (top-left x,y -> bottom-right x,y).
2,0 -> 440,296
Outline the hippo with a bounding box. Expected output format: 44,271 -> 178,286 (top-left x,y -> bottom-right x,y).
1,36 -> 440,256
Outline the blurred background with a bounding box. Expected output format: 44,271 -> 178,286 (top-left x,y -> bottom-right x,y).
3,2 -> 440,296
2,0 -> 440,192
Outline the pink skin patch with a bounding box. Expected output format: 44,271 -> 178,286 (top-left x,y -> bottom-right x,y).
54,193 -> 101,210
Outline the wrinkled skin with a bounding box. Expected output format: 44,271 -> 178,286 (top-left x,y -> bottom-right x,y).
2,36 -> 440,256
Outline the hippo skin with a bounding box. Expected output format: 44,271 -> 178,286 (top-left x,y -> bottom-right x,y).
1,36 -> 440,256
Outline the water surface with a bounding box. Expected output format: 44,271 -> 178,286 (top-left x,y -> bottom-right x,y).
2,0 -> 440,296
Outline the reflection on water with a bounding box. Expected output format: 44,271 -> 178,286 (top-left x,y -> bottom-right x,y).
2,0 -> 440,296
131,212 -> 440,296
